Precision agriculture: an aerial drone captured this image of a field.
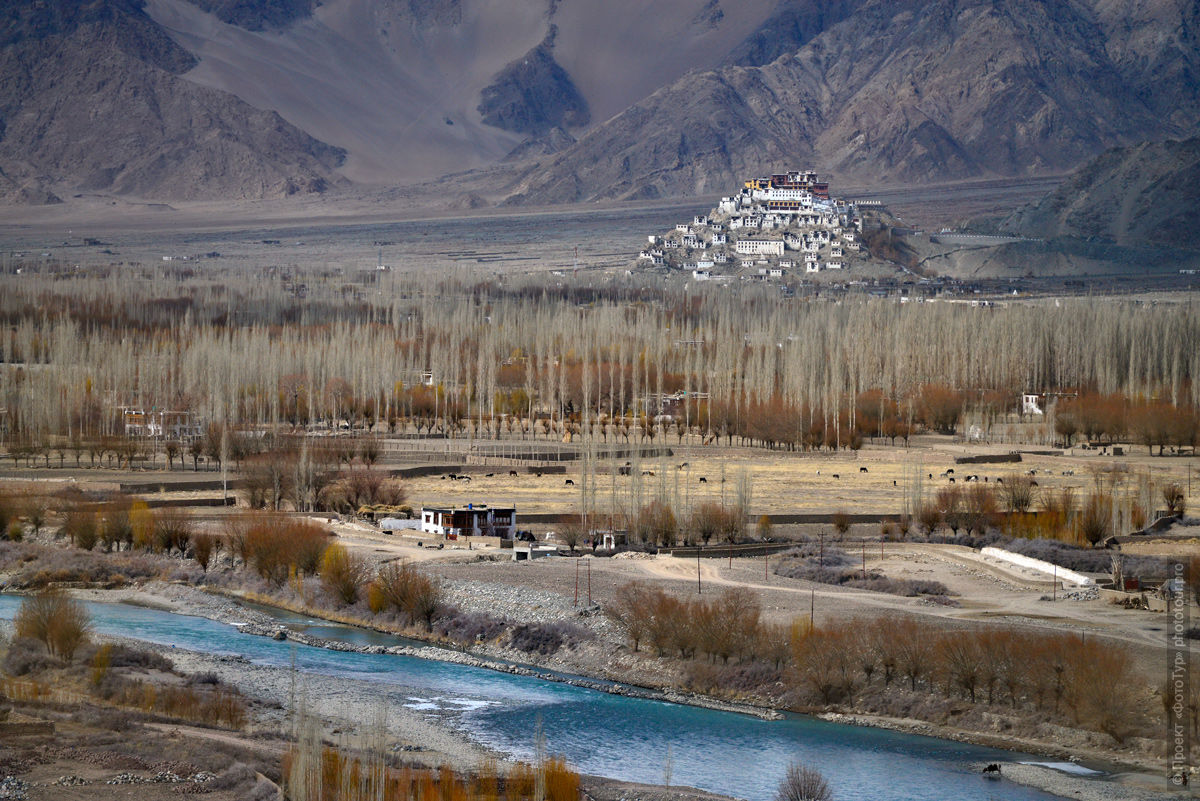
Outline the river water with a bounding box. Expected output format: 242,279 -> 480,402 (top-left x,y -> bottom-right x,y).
0,595 -> 1074,801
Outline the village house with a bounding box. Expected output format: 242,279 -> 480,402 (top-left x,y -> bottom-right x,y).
421,504 -> 516,540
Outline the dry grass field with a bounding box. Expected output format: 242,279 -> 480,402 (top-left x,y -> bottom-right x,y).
396,435 -> 1198,520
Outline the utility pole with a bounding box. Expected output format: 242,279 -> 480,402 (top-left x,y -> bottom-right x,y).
587,558 -> 592,605
697,544 -> 702,594
574,558 -> 579,607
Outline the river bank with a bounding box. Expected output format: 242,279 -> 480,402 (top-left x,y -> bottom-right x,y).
54,581 -> 1191,801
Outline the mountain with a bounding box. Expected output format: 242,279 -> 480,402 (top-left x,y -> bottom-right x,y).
996,136 -> 1200,250
496,0 -> 1200,203
2,0 -> 1198,205
0,0 -> 345,203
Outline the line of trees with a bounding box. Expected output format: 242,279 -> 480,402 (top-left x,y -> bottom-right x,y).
611,584 -> 790,667
791,617 -> 1144,743
607,584 -> 1152,742
3,271 -> 1199,457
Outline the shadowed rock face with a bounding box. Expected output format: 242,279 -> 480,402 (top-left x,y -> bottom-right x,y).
997,137 -> 1200,251
478,31 -> 590,137
0,0 -> 345,202
180,0 -> 319,31
721,0 -> 864,68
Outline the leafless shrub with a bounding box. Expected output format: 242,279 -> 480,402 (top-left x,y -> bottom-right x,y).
14,588 -> 91,661
191,532 -> 217,572
319,543 -> 370,605
508,622 -> 591,655
434,610 -> 507,645
366,560 -> 443,630
2,636 -> 58,675
775,762 -> 832,801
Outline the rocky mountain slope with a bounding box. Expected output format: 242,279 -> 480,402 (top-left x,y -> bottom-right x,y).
996,137 -> 1200,250
0,0 -> 345,203
497,0 -> 1200,203
2,0 -> 1197,205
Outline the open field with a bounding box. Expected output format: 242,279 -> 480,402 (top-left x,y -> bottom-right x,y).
4,434 -> 1196,522
393,438 -> 1199,518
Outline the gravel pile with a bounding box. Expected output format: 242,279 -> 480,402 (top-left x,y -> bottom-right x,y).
443,579 -> 620,640
0,777 -> 28,800
51,776 -> 88,786
104,771 -> 192,785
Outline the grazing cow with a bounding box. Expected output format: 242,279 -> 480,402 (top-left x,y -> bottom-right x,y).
536,471 -> 543,478
509,470 -> 518,477
996,477 -> 1004,484
1030,481 -> 1038,487
946,469 -> 954,475
948,477 -> 955,483
642,471 -> 655,476
817,470 -> 821,476
928,473 -> 933,479
460,476 -> 471,482
831,474 -> 840,479
678,462 -> 689,469
939,472 -> 948,478
485,473 -> 494,478
447,473 -> 458,480
565,479 -> 575,486
859,467 -> 868,473
893,480 -> 897,487
618,465 -> 631,476
699,476 -> 708,483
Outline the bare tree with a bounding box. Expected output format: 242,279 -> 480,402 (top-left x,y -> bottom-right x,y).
775,762 -> 832,801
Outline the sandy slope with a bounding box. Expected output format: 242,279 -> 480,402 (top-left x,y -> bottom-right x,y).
142,0 -> 781,185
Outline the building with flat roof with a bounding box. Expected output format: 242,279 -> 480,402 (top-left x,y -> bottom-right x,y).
420,504 -> 516,540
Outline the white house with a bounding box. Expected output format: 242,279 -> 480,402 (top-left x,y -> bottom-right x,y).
825,260 -> 844,270
421,504 -> 516,540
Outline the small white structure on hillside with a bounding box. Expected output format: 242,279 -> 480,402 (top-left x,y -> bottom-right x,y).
735,238 -> 785,257
1022,394 -> 1044,416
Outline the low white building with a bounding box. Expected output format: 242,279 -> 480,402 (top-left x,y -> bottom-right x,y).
735,238 -> 785,257
421,504 -> 516,540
